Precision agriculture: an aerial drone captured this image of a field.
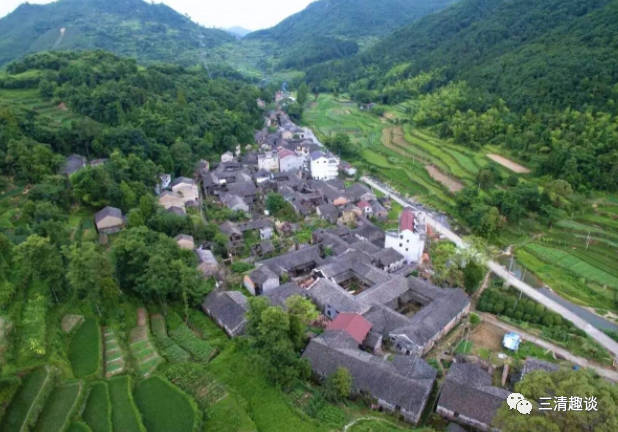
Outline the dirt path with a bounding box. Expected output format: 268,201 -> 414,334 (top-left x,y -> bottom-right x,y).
487,154 -> 530,173
426,165 -> 464,192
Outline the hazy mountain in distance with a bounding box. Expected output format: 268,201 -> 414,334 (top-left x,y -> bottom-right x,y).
226,27 -> 253,39
0,0 -> 234,67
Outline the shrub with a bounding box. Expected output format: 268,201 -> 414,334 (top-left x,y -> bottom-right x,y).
469,313 -> 481,325
69,318 -> 101,378
231,262 -> 254,274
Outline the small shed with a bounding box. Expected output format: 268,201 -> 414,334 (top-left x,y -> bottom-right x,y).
94,207 -> 124,234
502,332 -> 521,351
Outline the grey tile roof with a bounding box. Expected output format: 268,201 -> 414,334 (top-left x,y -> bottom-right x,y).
95,206 -> 122,224
303,330 -> 436,422
249,265 -> 278,285
345,183 -> 373,202
310,151 -> 325,161
171,177 -> 195,187
174,234 -> 194,243
438,363 -> 510,427
306,279 -> 369,315
349,241 -> 382,255
356,276 -> 410,306
317,204 -> 340,221
166,206 -> 186,216
265,282 -> 304,307
353,223 -> 385,244
258,246 -> 324,276
202,290 -> 249,336
523,357 -> 559,376
373,248 -> 404,267
63,154 -> 87,175
220,221 -> 242,237
362,304 -> 411,334
393,289 -> 470,349
195,248 -> 218,265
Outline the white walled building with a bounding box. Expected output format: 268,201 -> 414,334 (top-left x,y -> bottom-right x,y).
171,177 -> 199,205
258,151 -> 280,172
384,208 -> 426,265
278,149 -> 304,172
310,151 -> 339,181
221,151 -> 234,162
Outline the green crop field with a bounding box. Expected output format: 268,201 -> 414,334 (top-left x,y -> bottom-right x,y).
0,88 -> 80,125
69,318 -> 101,379
67,422 -> 93,432
0,367 -> 53,432
82,382 -> 112,432
108,376 -> 145,432
168,318 -> 216,362
151,315 -> 191,363
32,382 -> 82,432
133,377 -> 199,432
163,363 -> 226,410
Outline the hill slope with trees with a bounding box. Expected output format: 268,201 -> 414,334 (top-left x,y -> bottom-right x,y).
304,0 -> 618,191
0,0 -> 234,67
247,0 -> 458,69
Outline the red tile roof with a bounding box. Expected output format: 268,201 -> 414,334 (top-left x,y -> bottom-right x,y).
400,208 -> 415,232
326,313 -> 372,344
278,149 -> 296,159
357,200 -> 371,209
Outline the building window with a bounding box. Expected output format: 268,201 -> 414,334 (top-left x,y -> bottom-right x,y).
406,248 -> 409,252
399,243 -> 402,247
400,235 -> 403,239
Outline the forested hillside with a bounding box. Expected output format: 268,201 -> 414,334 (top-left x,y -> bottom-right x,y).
247,0 -> 457,69
0,50 -> 264,211
0,0 -> 234,67
305,0 -> 618,191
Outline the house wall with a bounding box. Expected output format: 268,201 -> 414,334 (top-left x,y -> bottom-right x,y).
159,195 -> 185,209
385,229 -> 424,265
436,406 -> 494,432
243,276 -> 257,296
280,156 -> 303,172
177,239 -> 195,250
258,155 -> 279,171
172,184 -> 199,203
221,153 -> 234,162
97,217 -> 123,233
311,158 -> 339,181
382,258 -> 406,273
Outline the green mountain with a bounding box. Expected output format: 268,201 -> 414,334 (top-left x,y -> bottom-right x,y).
0,0 -> 234,67
247,0 -> 458,69
308,0 -> 618,112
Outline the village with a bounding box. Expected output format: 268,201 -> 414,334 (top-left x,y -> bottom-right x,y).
83,92 -> 582,432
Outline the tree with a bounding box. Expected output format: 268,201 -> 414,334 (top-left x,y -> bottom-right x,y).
286,295 -> 319,325
246,298 -> 311,389
13,235 -> 65,302
322,367 -> 352,402
297,82 -> 309,106
494,369 -> 618,432
463,259 -> 485,294
266,193 -> 288,214
64,242 -> 119,315
324,133 -> 359,159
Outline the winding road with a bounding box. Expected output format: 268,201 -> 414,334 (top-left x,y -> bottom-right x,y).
361,176 -> 618,361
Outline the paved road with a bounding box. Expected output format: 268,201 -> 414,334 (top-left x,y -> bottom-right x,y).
481,314 -> 618,382
361,176 -> 618,360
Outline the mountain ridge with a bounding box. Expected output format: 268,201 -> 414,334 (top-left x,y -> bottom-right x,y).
0,0 -> 234,67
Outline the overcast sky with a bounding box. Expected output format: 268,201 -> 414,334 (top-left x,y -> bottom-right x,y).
0,0 -> 316,30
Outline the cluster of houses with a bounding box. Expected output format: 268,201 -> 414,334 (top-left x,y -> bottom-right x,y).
203,206 -> 475,425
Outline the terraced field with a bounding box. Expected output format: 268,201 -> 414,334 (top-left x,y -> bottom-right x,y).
69,318 -> 101,379
129,316 -> 164,378
33,382 -> 83,432
82,382 -> 112,432
103,328 -> 125,378
150,314 -> 191,363
0,367 -> 55,432
169,320 -> 217,362
107,376 -> 146,432
0,88 -> 80,125
515,206 -> 618,311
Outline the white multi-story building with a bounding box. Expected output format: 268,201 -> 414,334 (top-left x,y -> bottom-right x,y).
310,151 -> 339,181
258,151 -> 279,172
278,149 -> 304,172
384,208 -> 426,264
